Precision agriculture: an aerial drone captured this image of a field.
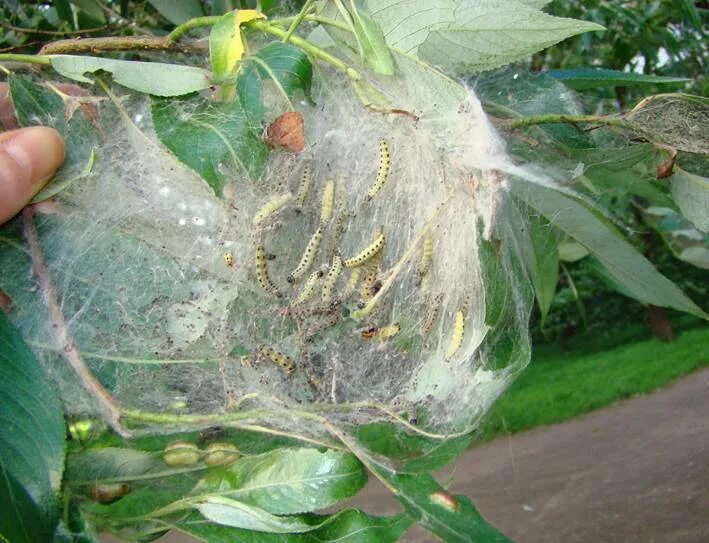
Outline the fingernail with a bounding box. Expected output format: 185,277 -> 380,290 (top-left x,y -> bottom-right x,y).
3,126 -> 66,186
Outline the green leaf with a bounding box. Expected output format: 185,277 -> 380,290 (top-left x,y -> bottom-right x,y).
364,0 -> 603,75
0,312 -> 65,538
194,448 -> 367,514
176,508 -> 412,542
0,469 -> 55,543
547,68 -> 691,90
523,214 -> 560,324
374,471 -> 510,543
670,167 -> 709,232
151,94 -> 268,195
70,0 -> 105,24
558,241 -> 589,263
238,42 -> 313,127
50,55 -> 212,97
197,496 -> 317,532
354,422 -> 473,473
510,179 -> 707,318
9,75 -> 99,202
147,0 -> 204,25
348,2 -> 395,75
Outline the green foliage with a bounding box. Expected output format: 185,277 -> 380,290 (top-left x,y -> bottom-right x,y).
480,327 -> 709,440
0,313 -> 66,542
151,94 -> 268,194
547,68 -> 691,90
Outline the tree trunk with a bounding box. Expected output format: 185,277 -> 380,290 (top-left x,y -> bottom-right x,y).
645,305 -> 676,342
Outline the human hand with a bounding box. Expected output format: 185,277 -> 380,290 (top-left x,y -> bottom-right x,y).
0,82 -> 66,224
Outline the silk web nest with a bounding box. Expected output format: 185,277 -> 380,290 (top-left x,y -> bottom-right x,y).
8,71 -> 534,438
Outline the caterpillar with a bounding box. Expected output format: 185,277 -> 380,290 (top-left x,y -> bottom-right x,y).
421,293 -> 443,336
343,232 -> 385,268
321,254 -> 343,305
294,163 -> 312,211
288,226 -> 323,283
416,231 -> 433,283
366,139 -> 391,201
253,192 -> 293,226
358,267 -> 378,308
223,251 -> 234,267
294,270 -> 323,305
258,345 -> 295,375
445,308 -> 466,361
343,267 -> 362,299
255,244 -> 281,297
320,179 -> 335,226
361,323 -> 400,340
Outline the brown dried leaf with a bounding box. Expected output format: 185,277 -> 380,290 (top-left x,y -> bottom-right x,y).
656,149 -> 678,180
0,289 -> 12,314
265,111 -> 305,152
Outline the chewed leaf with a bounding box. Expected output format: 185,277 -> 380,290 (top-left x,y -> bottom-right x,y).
50,55 -> 211,96
9,75 -> 99,202
210,9 -> 267,81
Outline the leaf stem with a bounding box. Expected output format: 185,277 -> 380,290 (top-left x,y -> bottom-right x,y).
506,113 -> 631,130
0,53 -> 51,65
282,0 -> 314,43
37,35 -> 206,55
166,15 -> 221,43
247,20 -> 361,81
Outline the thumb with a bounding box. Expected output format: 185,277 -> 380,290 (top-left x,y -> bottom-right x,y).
0,126 -> 65,224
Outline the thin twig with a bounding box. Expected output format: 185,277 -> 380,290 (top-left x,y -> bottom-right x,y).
505,113 -> 631,131
282,0 -> 314,43
0,22 -> 113,36
21,208 -> 130,437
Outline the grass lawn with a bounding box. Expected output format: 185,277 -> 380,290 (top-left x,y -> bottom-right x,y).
477,326 -> 709,441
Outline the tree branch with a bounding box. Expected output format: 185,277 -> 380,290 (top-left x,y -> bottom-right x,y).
505,113 -> 632,131
38,35 -> 207,55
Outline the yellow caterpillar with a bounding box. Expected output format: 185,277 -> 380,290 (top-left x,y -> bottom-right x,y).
320,179 -> 335,226
445,308 -> 466,361
366,139 -> 391,201
294,270 -> 323,305
421,293 -> 443,336
321,255 -> 343,305
343,232 -> 385,268
258,345 -> 295,375
288,226 -> 323,283
223,251 -> 234,267
295,163 -> 312,211
255,244 -> 281,297
417,231 -> 433,283
358,267 -> 378,308
252,193 -> 293,226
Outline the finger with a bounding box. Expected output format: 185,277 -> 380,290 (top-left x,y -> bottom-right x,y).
0,82 -> 19,130
0,127 -> 66,224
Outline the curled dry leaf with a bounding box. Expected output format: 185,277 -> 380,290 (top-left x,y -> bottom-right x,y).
265,111 -> 305,152
656,148 -> 678,180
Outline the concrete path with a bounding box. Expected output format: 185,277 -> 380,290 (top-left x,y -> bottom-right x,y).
348,367 -> 709,542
